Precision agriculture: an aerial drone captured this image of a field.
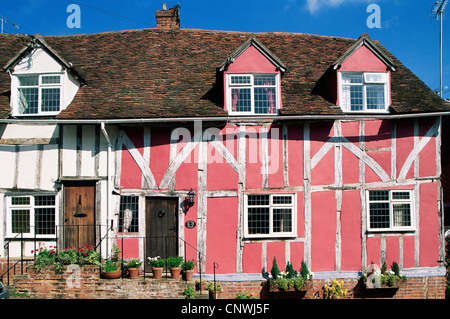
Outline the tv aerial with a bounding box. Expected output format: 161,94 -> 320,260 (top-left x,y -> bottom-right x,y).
432,0 -> 448,98
0,15 -> 19,34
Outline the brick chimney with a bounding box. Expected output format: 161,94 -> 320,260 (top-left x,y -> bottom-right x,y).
156,4 -> 180,30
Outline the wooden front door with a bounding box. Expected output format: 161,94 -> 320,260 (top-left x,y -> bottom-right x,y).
63,181 -> 96,248
145,197 -> 178,272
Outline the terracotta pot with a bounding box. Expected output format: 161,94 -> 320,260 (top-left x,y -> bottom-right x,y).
102,271 -> 122,279
209,290 -> 222,299
152,267 -> 163,279
128,267 -> 139,279
183,269 -> 194,281
170,267 -> 181,279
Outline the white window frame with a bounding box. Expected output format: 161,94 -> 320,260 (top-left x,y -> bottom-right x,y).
227,73 -> 280,115
244,193 -> 297,238
13,73 -> 63,116
339,71 -> 389,113
366,189 -> 415,232
5,194 -> 58,238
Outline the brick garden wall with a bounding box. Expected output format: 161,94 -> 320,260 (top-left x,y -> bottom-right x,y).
10,264 -> 447,299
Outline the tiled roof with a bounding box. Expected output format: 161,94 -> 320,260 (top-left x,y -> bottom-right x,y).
0,28 -> 449,120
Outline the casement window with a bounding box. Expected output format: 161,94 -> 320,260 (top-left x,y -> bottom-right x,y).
16,74 -> 62,115
340,72 -> 388,112
244,194 -> 296,238
227,74 -> 279,115
367,190 -> 414,231
7,195 -> 57,237
118,196 -> 139,233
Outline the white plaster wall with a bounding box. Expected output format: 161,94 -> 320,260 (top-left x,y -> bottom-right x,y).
0,145 -> 16,189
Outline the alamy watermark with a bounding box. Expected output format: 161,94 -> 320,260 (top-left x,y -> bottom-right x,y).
67,4 -> 81,29
367,4 -> 381,29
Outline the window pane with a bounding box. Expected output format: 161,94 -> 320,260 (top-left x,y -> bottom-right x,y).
18,76 -> 39,86
248,195 -> 270,206
273,195 -> 292,204
392,191 -> 410,200
349,86 -> 363,111
273,208 -> 292,232
342,73 -> 363,84
35,195 -> 55,206
364,73 -> 386,83
11,209 -> 30,233
11,197 -> 30,206
369,190 -> 389,201
35,207 -> 55,235
254,75 -> 276,86
119,196 -> 139,232
231,88 -> 251,112
254,87 -> 276,114
248,207 -> 269,234
369,202 -> 390,229
393,203 -> 411,227
41,75 -> 61,84
41,88 -> 60,112
19,88 -> 39,114
366,85 -> 385,110
231,75 -> 251,84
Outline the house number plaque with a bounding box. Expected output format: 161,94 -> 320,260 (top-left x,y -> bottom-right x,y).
185,220 -> 196,229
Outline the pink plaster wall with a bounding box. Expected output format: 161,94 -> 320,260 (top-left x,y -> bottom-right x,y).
340,190 -> 361,271
340,45 -> 389,72
148,127 -> 171,188
120,127 -> 144,189
419,182 -> 440,267
311,191 -> 336,272
206,197 -> 238,274
287,124 -> 303,185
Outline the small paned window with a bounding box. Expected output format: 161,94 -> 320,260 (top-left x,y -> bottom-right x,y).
228,74 -> 278,115
16,74 -> 61,115
245,193 -> 296,238
340,72 -> 388,112
367,190 -> 413,231
8,195 -> 56,236
118,196 -> 139,233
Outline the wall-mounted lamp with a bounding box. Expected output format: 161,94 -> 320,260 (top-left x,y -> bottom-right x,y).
184,188 -> 195,213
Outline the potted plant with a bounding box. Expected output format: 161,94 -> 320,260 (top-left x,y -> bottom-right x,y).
167,256 -> 183,279
363,261 -> 406,289
101,259 -> 122,279
148,256 -> 165,279
207,282 -> 223,299
126,258 -> 142,279
182,259 -> 196,281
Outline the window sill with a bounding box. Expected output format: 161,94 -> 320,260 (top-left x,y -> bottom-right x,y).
366,228 -> 416,235
242,235 -> 298,242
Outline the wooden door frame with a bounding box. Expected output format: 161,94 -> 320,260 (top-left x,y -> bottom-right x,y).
144,196 -> 180,271
60,179 -> 99,249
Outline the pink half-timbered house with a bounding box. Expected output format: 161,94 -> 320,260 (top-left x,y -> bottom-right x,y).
0,6 -> 448,297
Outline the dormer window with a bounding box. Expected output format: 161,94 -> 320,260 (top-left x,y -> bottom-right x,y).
227,73 -> 279,115
340,72 -> 388,112
16,74 -> 62,115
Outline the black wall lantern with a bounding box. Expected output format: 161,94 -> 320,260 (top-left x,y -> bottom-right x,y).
184,188 -> 195,213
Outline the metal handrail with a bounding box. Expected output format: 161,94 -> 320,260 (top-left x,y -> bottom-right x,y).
1,227 -> 219,291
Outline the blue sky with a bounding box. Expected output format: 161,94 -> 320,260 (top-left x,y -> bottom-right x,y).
1,0 -> 449,99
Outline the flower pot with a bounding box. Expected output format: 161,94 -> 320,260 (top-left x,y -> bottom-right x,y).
152,267 -> 163,279
128,267 -> 139,279
183,269 -> 194,281
170,267 -> 181,279
102,271 -> 122,279
209,290 -> 222,299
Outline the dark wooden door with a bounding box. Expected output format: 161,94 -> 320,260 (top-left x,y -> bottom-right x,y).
63,182 -> 96,248
145,197 -> 178,272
